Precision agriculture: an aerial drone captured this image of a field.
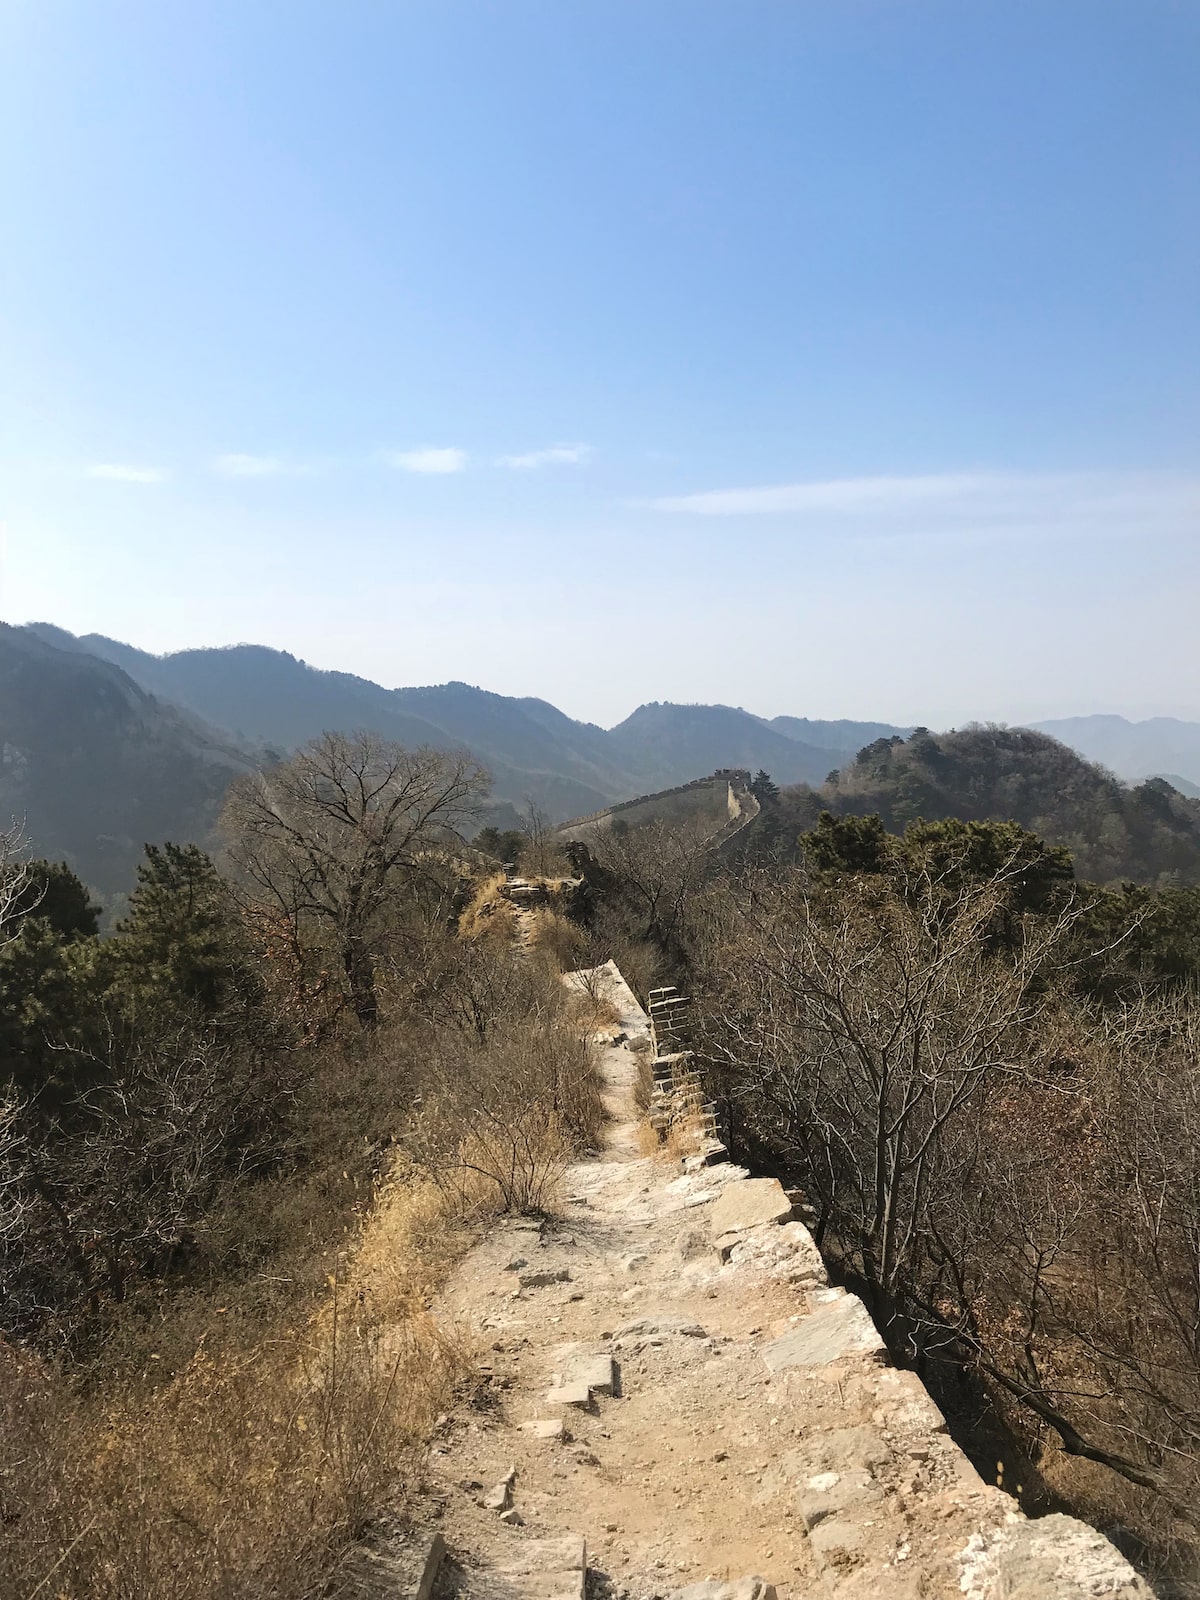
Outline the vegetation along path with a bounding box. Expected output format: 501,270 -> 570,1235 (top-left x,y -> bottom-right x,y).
398,963 -> 1153,1600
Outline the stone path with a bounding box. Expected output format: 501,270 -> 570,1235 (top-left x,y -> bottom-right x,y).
400,963 -> 1154,1600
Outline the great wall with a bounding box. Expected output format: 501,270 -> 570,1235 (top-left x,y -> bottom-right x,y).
392,961 -> 1154,1600
551,770 -> 761,850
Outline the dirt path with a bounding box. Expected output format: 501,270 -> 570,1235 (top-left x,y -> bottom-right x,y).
403,964 -> 1153,1600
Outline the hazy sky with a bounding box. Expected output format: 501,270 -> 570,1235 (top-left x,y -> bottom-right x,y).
2,1 -> 1198,728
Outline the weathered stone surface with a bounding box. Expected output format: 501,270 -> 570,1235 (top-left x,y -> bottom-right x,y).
545,1380 -> 592,1408
481,1534 -> 588,1600
522,1417 -> 565,1440
483,1467 -> 516,1511
791,1424 -> 892,1476
868,1365 -> 950,1436
957,1514 -> 1157,1599
808,1516 -> 865,1565
519,1268 -> 571,1289
709,1177 -> 793,1238
715,1219 -> 826,1282
615,1317 -> 707,1339
761,1289 -> 886,1371
670,1579 -> 777,1600
414,1533 -> 446,1600
568,1352 -> 615,1395
797,1466 -> 883,1530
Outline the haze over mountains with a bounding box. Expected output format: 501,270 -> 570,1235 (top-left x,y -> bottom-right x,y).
7,621 -> 1200,896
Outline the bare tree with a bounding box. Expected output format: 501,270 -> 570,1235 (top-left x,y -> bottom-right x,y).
0,820 -> 36,945
696,850 -> 1200,1544
696,852 -> 1078,1301
584,815 -> 715,955
222,734 -> 489,1028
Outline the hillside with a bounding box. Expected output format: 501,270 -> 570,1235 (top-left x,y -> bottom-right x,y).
0,626 -> 257,895
15,625 -> 1200,896
22,629 -> 847,808
767,714 -> 913,754
805,725 -> 1200,884
1032,713 -> 1200,788
25,627 -> 627,822
607,701 -> 841,787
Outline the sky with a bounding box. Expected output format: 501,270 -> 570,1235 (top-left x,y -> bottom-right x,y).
1,0 -> 1198,728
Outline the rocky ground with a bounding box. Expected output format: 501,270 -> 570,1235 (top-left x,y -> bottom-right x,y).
384,963 -> 1154,1600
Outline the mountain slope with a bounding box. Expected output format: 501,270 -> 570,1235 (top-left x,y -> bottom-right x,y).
769,716 -> 913,755
0,626 -> 257,895
813,725 -> 1200,884
1032,714 -> 1200,788
27,629 -> 619,821
27,630 -> 853,815
607,702 -> 842,788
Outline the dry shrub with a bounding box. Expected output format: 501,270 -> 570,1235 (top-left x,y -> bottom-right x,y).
410,1006 -> 603,1213
0,1155 -> 474,1600
0,901 -> 602,1598
631,1035 -> 654,1113
636,1119 -> 665,1157
524,907 -> 586,969
456,873 -> 518,941
665,1108 -> 708,1161
565,982 -> 622,1036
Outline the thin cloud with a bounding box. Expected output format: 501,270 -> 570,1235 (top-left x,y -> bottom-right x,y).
647,472 -> 1002,516
213,453 -> 290,478
87,463 -> 167,484
642,469 -> 1200,538
385,447 -> 468,475
497,442 -> 594,470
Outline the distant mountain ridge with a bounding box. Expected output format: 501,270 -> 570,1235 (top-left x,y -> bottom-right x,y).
1029,714 -> 1200,788
22,625 -> 856,802
9,623 -> 1200,896
0,625 -> 257,895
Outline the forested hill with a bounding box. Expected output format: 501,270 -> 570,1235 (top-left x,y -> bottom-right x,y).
22,625 -> 853,799
0,625 -> 258,897
756,725 -> 1200,885
11,624 -> 1200,895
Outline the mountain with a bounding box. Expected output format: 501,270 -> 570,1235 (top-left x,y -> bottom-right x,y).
767,716 -> 913,755
807,725 -> 1200,885
1156,773 -> 1200,800
22,629 -> 846,805
607,702 -> 843,789
0,625 -> 257,896
17,625 -> 1200,896
1031,715 -> 1200,789
25,628 -> 628,822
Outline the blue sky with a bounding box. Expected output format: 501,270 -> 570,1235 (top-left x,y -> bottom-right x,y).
1,1 -> 1198,726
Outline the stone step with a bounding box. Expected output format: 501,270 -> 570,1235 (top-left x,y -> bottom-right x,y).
471,1534 -> 587,1600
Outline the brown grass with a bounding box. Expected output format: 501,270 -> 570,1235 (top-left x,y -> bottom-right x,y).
409,1009 -> 605,1212
524,907 -> 586,968
0,896 -> 608,1599
0,1015 -> 593,1600
0,1156 -> 476,1600
456,872 -> 519,941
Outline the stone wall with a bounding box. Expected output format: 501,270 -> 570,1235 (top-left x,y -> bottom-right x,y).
552,769 -> 758,846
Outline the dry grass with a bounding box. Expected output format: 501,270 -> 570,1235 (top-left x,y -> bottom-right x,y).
631,1035 -> 654,1113
0,1017 -> 592,1600
0,1156 -> 475,1600
456,872 -> 518,941
636,1107 -> 708,1165
410,1008 -> 605,1213
0,893 -> 606,1599
524,907 -> 586,969
665,1108 -> 708,1161
636,1118 -> 665,1157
